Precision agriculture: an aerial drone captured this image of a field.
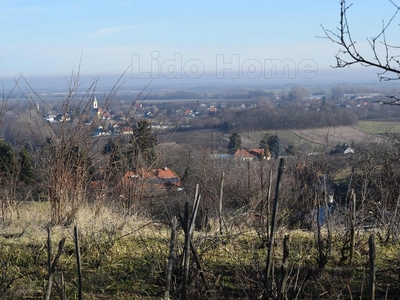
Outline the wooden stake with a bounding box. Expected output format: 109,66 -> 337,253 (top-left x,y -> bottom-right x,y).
165,216 -> 177,300
369,234 -> 376,300
74,226 -> 83,300
278,235 -> 290,300
265,158 -> 284,294
181,201 -> 190,300
350,190 -> 356,264
47,227 -> 52,280
266,168 -> 273,240
219,172 -> 224,235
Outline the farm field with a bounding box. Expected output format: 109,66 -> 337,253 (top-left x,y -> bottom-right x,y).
158,120 -> 398,153
291,125 -> 380,146
355,119 -> 400,134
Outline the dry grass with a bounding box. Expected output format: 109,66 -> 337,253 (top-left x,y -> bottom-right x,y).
0,201 -> 400,299
0,201 -> 172,299
292,126 -> 381,146
2,201 -> 161,245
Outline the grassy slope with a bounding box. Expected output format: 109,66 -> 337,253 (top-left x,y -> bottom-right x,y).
1,201 -> 400,299
3,120 -> 400,298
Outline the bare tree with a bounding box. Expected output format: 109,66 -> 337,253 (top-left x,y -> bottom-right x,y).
322,0 -> 400,104
15,62 -> 130,225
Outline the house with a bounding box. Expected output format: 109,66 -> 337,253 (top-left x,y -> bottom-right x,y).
309,94 -> 327,100
331,143 -> 355,155
45,114 -> 57,122
249,148 -> 271,160
121,126 -> 133,135
122,167 -> 182,190
234,149 -> 254,161
56,113 -> 71,122
233,148 -> 271,161
92,125 -> 110,137
344,147 -> 355,155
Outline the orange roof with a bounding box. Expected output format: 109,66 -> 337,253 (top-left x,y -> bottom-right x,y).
234,149 -> 253,157
249,148 -> 271,158
157,167 -> 180,179
122,167 -> 181,188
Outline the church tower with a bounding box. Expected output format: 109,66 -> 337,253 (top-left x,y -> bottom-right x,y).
93,96 -> 98,110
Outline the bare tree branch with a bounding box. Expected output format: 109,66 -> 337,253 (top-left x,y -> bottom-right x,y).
321,0 -> 400,82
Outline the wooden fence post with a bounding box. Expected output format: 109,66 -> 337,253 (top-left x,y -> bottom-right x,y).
350,190 -> 356,264
266,168 -> 273,241
165,216 -> 177,300
219,172 -> 224,235
61,272 -> 66,300
265,158 -> 284,296
74,226 -> 83,300
278,234 -> 290,300
369,234 -> 376,300
189,185 -> 200,236
47,227 -> 52,281
181,201 -> 190,300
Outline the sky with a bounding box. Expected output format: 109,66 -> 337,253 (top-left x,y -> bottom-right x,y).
0,0 -> 399,87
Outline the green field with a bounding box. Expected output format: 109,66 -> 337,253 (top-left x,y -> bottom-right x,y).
356,119 -> 400,134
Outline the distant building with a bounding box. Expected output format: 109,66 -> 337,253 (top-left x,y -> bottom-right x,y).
309,95 -> 327,100
122,167 -> 182,190
234,149 -> 254,161
331,143 -> 355,155
249,148 -> 271,160
93,96 -> 98,109
344,147 -> 355,155
234,148 -> 272,161
45,114 -> 57,122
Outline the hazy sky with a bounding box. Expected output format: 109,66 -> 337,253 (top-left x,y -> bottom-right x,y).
0,0 -> 398,85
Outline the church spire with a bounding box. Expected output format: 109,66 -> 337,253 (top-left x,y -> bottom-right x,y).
93,96 -> 98,109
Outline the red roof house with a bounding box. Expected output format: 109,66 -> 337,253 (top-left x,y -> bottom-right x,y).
122,167 -> 181,189
234,149 -> 254,161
